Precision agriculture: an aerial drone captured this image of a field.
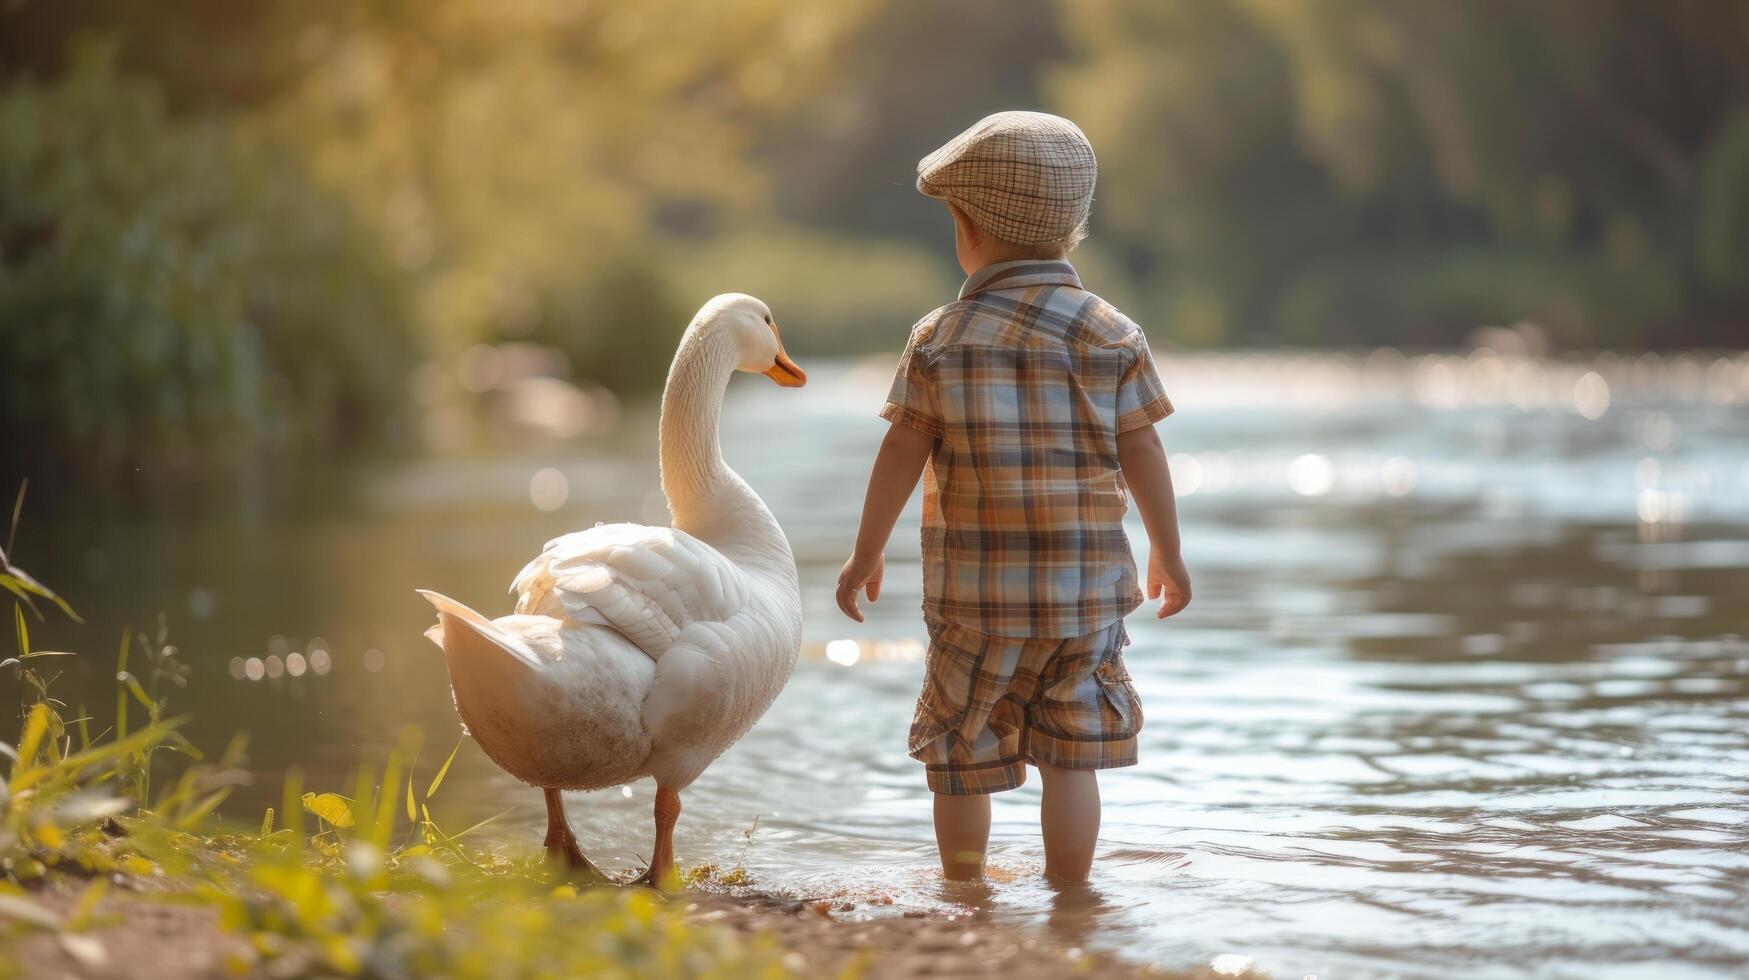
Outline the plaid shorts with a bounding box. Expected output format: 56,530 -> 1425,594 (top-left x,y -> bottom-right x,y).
908,618 -> 1143,795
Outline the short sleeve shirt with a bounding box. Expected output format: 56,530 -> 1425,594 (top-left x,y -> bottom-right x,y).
881,259 -> 1173,638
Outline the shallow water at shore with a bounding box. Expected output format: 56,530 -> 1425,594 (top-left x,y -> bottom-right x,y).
16,351 -> 1749,979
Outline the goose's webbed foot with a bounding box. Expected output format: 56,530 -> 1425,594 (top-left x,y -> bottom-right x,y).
542,787 -> 609,882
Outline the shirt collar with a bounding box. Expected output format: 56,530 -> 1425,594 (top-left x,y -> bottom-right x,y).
958,259 -> 1082,300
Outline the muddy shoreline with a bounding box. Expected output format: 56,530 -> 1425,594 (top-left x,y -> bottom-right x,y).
12,879 -> 1247,979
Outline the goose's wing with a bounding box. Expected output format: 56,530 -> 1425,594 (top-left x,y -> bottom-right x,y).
509,523 -> 750,659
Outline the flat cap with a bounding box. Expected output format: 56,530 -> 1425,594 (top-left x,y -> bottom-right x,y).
916,110 -> 1096,246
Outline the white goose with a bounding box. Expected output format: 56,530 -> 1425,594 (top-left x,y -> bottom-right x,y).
417,294 -> 806,883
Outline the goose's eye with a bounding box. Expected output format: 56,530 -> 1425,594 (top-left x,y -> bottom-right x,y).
764,315 -> 773,326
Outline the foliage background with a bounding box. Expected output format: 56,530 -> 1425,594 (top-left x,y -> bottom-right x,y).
2,0 -> 1746,488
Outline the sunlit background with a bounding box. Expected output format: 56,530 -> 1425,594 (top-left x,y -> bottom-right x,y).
2,2 -> 1746,978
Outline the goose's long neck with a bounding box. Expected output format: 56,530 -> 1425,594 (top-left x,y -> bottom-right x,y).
659,326 -> 793,579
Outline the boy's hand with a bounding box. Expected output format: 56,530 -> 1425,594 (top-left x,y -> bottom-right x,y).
835,553 -> 884,622
1148,548 -> 1192,619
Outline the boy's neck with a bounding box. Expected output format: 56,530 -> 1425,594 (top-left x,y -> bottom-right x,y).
961,248 -> 1070,279
950,201 -> 1070,275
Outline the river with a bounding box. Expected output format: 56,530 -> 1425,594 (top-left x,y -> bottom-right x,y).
13,350 -> 1748,979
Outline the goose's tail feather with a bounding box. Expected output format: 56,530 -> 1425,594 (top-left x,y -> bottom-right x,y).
415,589 -> 546,672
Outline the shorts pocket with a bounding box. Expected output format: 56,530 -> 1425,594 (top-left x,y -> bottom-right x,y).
907,715 -> 953,761
909,626 -> 964,759
1092,656 -> 1142,734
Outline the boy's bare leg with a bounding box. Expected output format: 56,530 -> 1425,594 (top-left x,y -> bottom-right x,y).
1038,762 -> 1100,882
933,792 -> 992,880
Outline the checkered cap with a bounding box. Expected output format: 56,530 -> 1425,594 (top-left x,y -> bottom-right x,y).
917,111 -> 1096,246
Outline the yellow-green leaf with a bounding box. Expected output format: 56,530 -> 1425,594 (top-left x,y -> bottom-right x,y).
371,752 -> 403,849
0,567 -> 79,623
447,807 -> 512,842
323,934 -> 361,974
118,672 -> 154,712
281,769 -> 305,845
66,878 -> 109,931
425,738 -> 462,800
32,821 -> 65,850
14,702 -> 50,774
119,854 -> 155,878
300,792 -> 355,828
172,788 -> 232,830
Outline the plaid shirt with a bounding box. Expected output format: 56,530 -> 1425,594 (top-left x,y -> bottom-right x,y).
881,259 -> 1173,638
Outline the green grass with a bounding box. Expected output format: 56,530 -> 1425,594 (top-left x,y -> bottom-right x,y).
0,484 -> 797,978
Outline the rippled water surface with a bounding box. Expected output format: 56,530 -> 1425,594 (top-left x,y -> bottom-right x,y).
21,352 -> 1749,978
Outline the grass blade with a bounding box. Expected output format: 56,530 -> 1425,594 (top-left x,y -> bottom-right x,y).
2,564 -> 80,623
0,574 -> 40,618
425,738 -> 462,800
66,877 -> 108,932
172,788 -> 233,830
5,480 -> 22,558
281,768 -> 305,847
10,717 -> 188,794
445,806 -> 514,842
114,630 -> 130,739
13,702 -> 50,777
372,751 -> 403,849
119,673 -> 155,712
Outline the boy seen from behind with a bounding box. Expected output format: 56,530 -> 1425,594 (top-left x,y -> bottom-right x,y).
836,111 -> 1192,883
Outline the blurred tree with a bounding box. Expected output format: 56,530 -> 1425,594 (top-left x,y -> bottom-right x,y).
0,0 -> 884,492
4,0 -> 1747,500
0,48 -> 417,494
1054,0 -> 1342,345
1054,0 -> 1749,348
755,0 -> 1065,244
0,0 -> 341,110
728,0 -> 1059,343
676,224 -> 956,351
249,0 -> 879,378
1,0 -> 881,360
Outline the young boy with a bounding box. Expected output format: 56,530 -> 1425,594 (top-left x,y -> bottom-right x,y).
836,111 -> 1191,884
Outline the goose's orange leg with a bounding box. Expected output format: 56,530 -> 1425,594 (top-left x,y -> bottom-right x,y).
543,787 -> 605,879
632,787 -> 682,887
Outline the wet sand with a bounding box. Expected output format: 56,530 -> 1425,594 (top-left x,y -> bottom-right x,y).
12,880 -> 1250,979
678,890 -> 1252,979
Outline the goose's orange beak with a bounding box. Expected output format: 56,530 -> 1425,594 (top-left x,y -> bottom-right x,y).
762,324 -> 806,387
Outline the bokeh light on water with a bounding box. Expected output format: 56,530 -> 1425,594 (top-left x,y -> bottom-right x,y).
18,350 -> 1748,978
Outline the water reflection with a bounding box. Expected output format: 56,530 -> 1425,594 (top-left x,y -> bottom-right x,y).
1043,879 -> 1117,948
12,352 -> 1748,978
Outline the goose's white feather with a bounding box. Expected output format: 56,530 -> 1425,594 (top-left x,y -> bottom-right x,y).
417,294 -> 802,797
508,524 -> 751,659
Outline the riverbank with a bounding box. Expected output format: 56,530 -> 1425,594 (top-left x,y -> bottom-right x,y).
676,890 -> 1249,979
11,877 -> 1250,979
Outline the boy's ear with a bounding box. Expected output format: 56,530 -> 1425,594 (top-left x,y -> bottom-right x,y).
948,202 -> 984,249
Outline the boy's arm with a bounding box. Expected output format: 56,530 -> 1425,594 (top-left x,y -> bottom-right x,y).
837,422 -> 937,622
1116,425 -> 1192,618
